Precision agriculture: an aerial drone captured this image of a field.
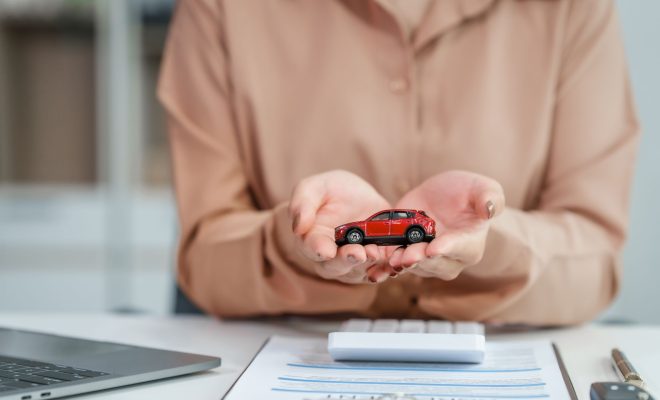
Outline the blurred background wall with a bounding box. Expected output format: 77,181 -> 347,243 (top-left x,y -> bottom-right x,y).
605,0 -> 660,324
0,0 -> 174,314
0,0 -> 658,321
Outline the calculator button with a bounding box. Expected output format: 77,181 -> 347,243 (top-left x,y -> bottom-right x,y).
427,321 -> 453,333
371,319 -> 399,332
398,320 -> 425,333
454,321 -> 485,335
340,319 -> 372,332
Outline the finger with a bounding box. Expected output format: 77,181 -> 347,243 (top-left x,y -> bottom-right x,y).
363,244 -> 381,264
426,229 -> 487,265
318,243 -> 382,281
382,245 -> 400,259
314,259 -> 354,283
400,243 -> 429,268
472,177 -> 505,220
388,246 -> 406,272
289,177 -> 326,236
366,264 -> 393,283
406,263 -> 436,278
365,244 -> 405,280
317,257 -> 361,279
303,229 -> 338,261
415,256 -> 465,281
334,265 -> 370,284
321,244 -> 367,278
338,244 -> 368,268
339,251 -> 382,283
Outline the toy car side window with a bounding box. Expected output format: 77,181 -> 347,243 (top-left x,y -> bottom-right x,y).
393,211 -> 408,220
371,212 -> 391,221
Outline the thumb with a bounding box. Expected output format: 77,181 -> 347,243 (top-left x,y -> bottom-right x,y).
289,177 -> 327,236
472,177 -> 505,220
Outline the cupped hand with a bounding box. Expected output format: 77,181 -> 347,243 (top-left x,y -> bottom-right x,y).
289,170 -> 395,284
388,170 -> 505,280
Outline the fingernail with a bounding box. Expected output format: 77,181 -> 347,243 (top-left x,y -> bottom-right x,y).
393,266 -> 403,272
346,255 -> 358,264
486,200 -> 495,219
292,213 -> 300,231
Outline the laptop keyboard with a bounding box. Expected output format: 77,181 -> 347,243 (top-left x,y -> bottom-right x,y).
0,355 -> 109,393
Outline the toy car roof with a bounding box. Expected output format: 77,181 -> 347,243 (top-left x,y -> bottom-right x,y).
368,209 -> 426,216
378,208 -> 424,212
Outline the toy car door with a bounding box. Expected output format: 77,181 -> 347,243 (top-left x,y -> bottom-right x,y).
389,210 -> 411,237
366,211 -> 391,237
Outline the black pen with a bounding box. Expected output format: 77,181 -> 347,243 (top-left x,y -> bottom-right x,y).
612,348 -> 645,388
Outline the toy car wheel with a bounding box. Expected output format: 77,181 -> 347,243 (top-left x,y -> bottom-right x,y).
406,227 -> 424,244
346,229 -> 363,244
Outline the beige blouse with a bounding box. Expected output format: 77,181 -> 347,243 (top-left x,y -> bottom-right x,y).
158,0 -> 639,324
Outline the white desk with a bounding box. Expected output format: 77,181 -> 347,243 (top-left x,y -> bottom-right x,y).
0,313 -> 658,400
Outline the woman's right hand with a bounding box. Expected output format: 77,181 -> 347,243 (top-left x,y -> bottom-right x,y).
289,170 -> 394,284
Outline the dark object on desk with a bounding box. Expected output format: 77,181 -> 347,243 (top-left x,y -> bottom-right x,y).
335,209 -> 435,246
595,348 -> 654,400
590,382 -> 654,400
0,327 -> 220,400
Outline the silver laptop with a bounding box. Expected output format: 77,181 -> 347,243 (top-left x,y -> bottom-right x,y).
0,327 -> 221,399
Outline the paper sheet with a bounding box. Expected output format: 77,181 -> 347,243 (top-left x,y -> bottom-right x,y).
224,336 -> 573,400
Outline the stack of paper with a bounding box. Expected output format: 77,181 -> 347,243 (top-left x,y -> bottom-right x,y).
224,336 -> 574,399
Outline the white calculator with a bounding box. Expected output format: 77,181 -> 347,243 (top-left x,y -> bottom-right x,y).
328,319 -> 485,363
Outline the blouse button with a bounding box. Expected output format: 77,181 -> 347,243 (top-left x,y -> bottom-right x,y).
389,78 -> 409,94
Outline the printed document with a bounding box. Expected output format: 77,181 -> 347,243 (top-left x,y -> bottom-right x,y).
224,336 -> 573,399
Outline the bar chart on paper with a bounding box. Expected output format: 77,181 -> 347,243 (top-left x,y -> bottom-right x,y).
223,336 -> 575,399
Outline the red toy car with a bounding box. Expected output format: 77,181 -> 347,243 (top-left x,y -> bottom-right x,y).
335,209 -> 436,246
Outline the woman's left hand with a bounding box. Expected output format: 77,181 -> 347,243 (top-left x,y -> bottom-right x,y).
388,170 -> 505,280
